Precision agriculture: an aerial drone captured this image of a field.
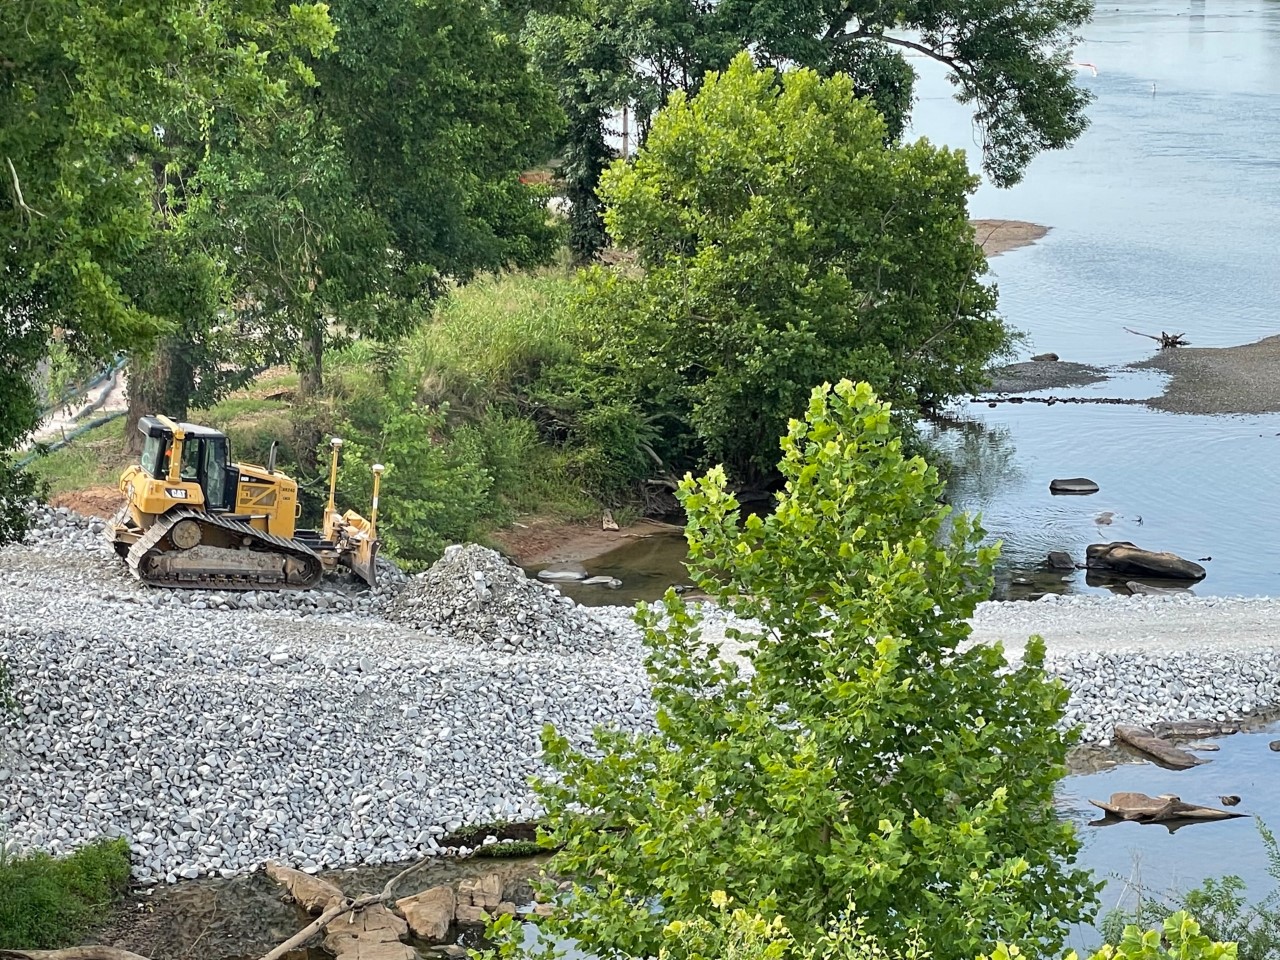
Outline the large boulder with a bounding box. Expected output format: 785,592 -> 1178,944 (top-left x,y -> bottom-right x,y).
397,885 -> 456,942
1085,542 -> 1206,581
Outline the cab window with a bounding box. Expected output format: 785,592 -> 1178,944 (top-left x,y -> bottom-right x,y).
180,440 -> 200,482
140,435 -> 168,479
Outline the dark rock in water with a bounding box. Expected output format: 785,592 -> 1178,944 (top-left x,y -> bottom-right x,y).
1271,740 -> 1280,752
1049,477 -> 1099,494
1086,541 -> 1207,581
1032,352 -> 1060,362
1046,551 -> 1076,570
1220,795 -> 1242,806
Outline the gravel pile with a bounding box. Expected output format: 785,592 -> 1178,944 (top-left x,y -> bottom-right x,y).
388,544 -> 640,658
6,507 -> 1280,885
0,514 -> 652,884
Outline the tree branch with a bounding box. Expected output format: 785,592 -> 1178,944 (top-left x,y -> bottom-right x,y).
6,156 -> 48,221
829,29 -> 976,82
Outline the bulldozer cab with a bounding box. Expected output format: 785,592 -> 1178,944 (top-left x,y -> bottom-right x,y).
137,416 -> 234,511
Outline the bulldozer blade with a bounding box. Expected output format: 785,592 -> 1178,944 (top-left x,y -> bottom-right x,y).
343,539 -> 380,587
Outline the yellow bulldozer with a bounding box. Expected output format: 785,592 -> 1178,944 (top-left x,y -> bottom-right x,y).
106,415 -> 384,590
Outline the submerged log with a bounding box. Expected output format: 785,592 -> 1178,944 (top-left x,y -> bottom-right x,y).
1113,724 -> 1205,769
1150,719 -> 1240,739
1090,791 -> 1247,825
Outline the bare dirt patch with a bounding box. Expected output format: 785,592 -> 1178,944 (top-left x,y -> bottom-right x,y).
50,485 -> 124,518
973,219 -> 1050,257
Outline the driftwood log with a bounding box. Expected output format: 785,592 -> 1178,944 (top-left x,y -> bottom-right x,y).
1090,792 -> 1247,826
1124,326 -> 1189,348
1151,719 -> 1240,739
1113,724 -> 1205,769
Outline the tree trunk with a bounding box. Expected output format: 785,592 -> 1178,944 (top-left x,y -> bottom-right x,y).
294,322 -> 326,473
298,323 -> 325,398
124,340 -> 194,455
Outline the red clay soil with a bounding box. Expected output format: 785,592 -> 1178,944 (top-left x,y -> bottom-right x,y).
50,485 -> 124,519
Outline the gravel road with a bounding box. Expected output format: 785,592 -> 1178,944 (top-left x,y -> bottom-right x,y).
3,508 -> 1279,884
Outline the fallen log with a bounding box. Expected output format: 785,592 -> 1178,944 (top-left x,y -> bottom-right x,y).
4,859 -> 437,960
1090,791 -> 1247,825
1113,724 -> 1205,769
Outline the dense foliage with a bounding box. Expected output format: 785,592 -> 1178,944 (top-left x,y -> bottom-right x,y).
0,839 -> 131,949
529,0 -> 1093,257
0,0 -> 335,523
563,57 -> 1009,486
532,380 -> 1097,960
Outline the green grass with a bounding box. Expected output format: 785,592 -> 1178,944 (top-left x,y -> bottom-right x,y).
0,838 -> 132,949
24,420 -> 133,496
402,268 -> 583,407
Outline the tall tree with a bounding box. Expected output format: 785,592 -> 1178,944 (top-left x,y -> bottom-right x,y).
569,55 -> 1009,487
196,0 -> 563,408
529,0 -> 1092,259
0,0 -> 336,531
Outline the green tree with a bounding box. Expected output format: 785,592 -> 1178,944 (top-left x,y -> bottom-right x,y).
533,380 -> 1097,960
0,0 -> 335,529
531,0 -> 1091,259
197,0 -> 563,405
569,56 -> 1008,486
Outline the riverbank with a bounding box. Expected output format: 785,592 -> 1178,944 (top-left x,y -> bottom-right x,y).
6,508 -> 1280,885
1135,333 -> 1280,414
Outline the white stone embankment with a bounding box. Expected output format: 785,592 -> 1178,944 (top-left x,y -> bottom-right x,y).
3,507 -> 1280,884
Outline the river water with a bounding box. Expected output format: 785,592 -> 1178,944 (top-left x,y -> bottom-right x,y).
562,0 -> 1280,605
909,0 -> 1280,598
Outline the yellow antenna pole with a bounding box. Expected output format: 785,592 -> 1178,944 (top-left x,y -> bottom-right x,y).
369,464 -> 384,541
326,438 -> 343,520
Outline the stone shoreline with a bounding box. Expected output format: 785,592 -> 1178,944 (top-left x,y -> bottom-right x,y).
4,509 -> 1280,883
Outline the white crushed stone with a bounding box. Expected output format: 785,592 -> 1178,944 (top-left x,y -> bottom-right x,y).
4,506 -> 1280,883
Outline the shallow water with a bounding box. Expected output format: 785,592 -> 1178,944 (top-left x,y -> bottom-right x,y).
1063,720 -> 1280,952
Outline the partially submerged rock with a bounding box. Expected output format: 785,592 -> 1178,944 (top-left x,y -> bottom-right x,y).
1090,791 -> 1247,829
1113,724 -> 1204,770
1086,542 -> 1207,581
397,885 -> 456,943
1046,551 -> 1076,570
265,861 -> 344,912
1049,477 -> 1099,494
1032,352 -> 1060,362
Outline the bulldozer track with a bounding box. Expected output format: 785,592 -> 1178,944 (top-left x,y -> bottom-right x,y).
125,508 -> 323,591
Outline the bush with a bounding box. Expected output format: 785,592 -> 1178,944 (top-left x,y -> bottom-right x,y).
336,402 -> 496,572
531,380 -> 1097,960
0,838 -> 132,949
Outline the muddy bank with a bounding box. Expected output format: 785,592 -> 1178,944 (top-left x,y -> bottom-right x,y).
488,516 -> 685,569
974,219 -> 1049,257
983,360 -> 1109,394
1133,333 -> 1280,414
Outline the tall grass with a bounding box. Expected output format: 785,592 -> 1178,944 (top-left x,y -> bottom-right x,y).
0,838 -> 132,949
401,268 -> 583,407
23,420 -> 132,495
